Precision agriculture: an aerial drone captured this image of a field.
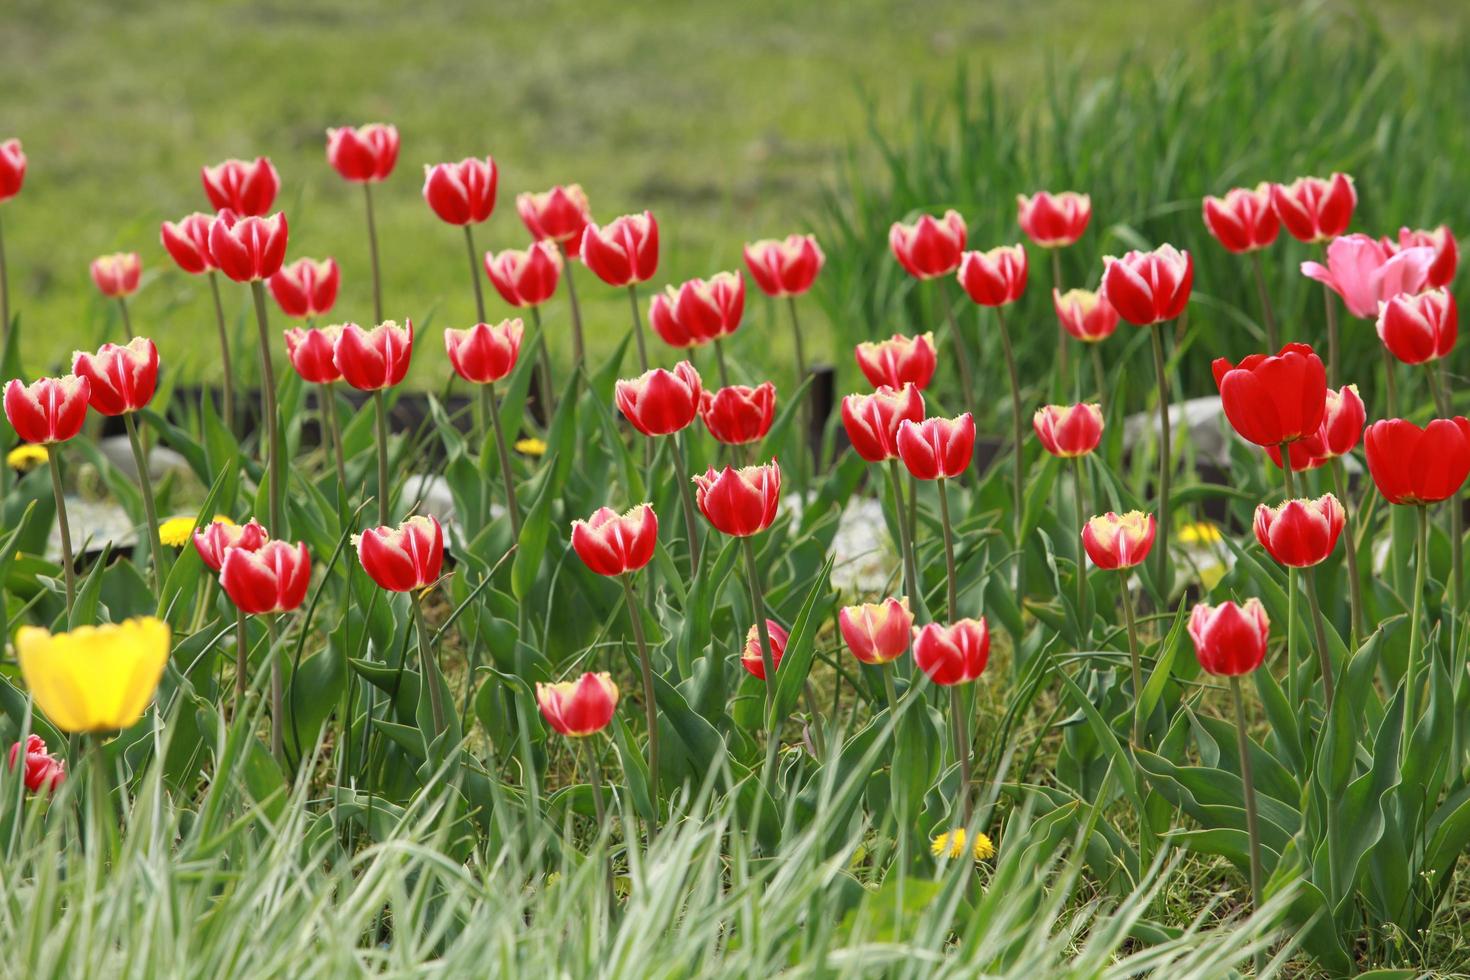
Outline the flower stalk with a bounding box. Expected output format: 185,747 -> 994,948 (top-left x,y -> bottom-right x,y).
47,448 -> 76,612
249,281 -> 284,536
122,411 -> 164,592
1230,675 -> 1265,976
620,574 -> 660,818
206,270 -> 235,432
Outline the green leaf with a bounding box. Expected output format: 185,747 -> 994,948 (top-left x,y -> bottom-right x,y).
771,556 -> 834,724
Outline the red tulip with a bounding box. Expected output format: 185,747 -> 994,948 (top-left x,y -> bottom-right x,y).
1253,493 -> 1344,568
7,735 -> 64,793
699,382 -> 776,445
1189,599 -> 1270,676
1364,417 -> 1470,505
1101,245 -> 1193,325
840,383 -> 925,462
536,672 -> 618,737
356,515 -> 444,592
333,320 -> 414,391
422,156 -> 498,225
160,213 -> 219,275
516,184 -> 591,250
693,461 -> 781,537
570,504 -> 657,577
1016,191 -> 1091,248
957,244 -> 1027,306
741,619 -> 788,680
896,412 -> 974,480
268,257 -> 340,319
649,272 -> 744,348
1202,184 -> 1279,253
1081,511 -> 1156,570
913,618 -> 990,686
1376,288 -> 1456,365
1301,233 -> 1435,319
4,376 -> 90,444
838,597 -> 912,665
445,319 -> 523,385
743,234 -> 825,297
208,211 -> 288,283
1033,403 -> 1103,459
1382,225 -> 1457,289
283,325 -> 344,385
326,124 -> 399,182
889,210 -> 967,280
1212,343 -> 1327,447
90,253 -> 141,299
581,212 -> 659,286
1053,288 -> 1119,343
615,361 -> 702,436
1266,383 -> 1365,471
484,243 -> 561,308
0,139 -> 25,203
220,539 -> 311,614
201,157 -> 280,216
854,332 -> 937,390
193,518 -> 268,572
1270,173 -> 1356,244
71,337 -> 158,416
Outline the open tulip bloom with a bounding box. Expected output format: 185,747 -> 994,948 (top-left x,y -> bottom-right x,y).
854,332 -> 936,390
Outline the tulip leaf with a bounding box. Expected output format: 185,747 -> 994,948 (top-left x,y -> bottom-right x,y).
771,556 -> 834,725
510,475 -> 554,602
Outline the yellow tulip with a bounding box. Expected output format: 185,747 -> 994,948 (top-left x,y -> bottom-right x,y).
16,617 -> 171,732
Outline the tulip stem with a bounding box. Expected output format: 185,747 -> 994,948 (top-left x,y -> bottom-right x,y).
249,281 -> 284,536
529,305 -> 556,424
1328,460 -> 1366,648
802,681 -> 827,760
363,183 -> 383,325
116,297 -> 133,341
712,338 -> 731,388
1405,504 -> 1430,756
322,383 -> 348,495
87,735 -> 115,859
886,459 -> 919,610
937,278 -> 977,428
1427,363 -> 1462,654
234,606 -> 249,712
626,285 -> 650,374
0,210 -> 8,346
996,307 -> 1026,596
786,296 -> 813,498
579,737 -> 616,911
1249,252 -> 1279,351
372,389 -> 391,527
1321,279 -> 1340,387
483,381 -> 522,537
883,667 -> 900,710
412,597 -> 447,740
47,448 -> 76,614
1230,675 -> 1265,975
619,574 -> 660,819
558,244 -> 587,370
123,412 -> 165,593
1380,347 -> 1399,417
1072,458 -> 1089,646
1149,324 -> 1172,591
937,476 -> 959,619
741,537 -> 782,791
268,618 -> 285,769
463,224 -> 487,324
1120,574 -> 1144,747
1051,249 -> 1070,397
1300,566 -> 1336,710
949,685 -> 973,829
1090,344 -> 1107,404
668,433 -> 701,576
207,271 -> 235,433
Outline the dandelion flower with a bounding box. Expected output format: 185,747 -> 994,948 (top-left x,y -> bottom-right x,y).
930,827 -> 995,862
515,437 -> 547,457
160,514 -> 236,548
7,444 -> 48,472
1177,521 -> 1223,545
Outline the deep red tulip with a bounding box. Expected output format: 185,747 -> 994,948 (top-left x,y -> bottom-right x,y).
700,382 -> 776,445
484,243 -> 561,308
838,597 -> 912,665
1017,191 -> 1091,248
517,185 -> 591,250
7,735 -> 64,793
896,412 -> 974,480
220,539 -> 311,614
72,338 -> 158,416
1212,343 -> 1327,447
422,156 -> 498,225
208,211 -> 288,283
1253,494 -> 1344,568
1382,225 -> 1458,289
693,461 -> 781,537
0,139 -> 25,203
841,383 -> 925,462
1376,288 -> 1456,365
889,210 -> 967,280
1053,288 -> 1120,343
741,620 -> 788,680
326,124 -> 399,182
1301,233 -> 1435,319
268,257 -> 340,319
4,376 -> 90,444
1270,174 -> 1356,244
160,213 -> 218,275
333,320 -> 413,391
1102,245 -> 1193,325
649,272 -> 744,348
570,504 -> 657,577
90,253 -> 141,299
1202,184 -> 1279,253
201,157 -> 280,216
1266,383 -> 1365,471
957,244 -> 1027,306
1081,511 -> 1156,570
193,518 -> 268,572
283,325 -> 343,385
1364,417 -> 1470,505
581,212 -> 659,286
1033,403 -> 1103,459
1189,599 -> 1270,676
854,332 -> 937,390
356,515 -> 444,592
445,319 -> 522,385
536,672 -> 618,737
743,234 -> 824,297
913,618 -> 990,686
615,361 -> 702,436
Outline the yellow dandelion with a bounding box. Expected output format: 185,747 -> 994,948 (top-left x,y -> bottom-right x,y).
1177,521 -> 1223,545
7,444 -> 48,473
515,437 -> 548,457
159,514 -> 236,548
930,828 -> 996,862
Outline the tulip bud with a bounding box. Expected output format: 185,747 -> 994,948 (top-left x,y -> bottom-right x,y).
1382,225 -> 1457,290
326,124 -> 399,183
333,320 -> 414,391
268,257 -> 340,319
838,597 -> 912,665
1188,599 -> 1270,676
889,210 -> 966,280
958,244 -> 1028,307
741,620 -> 789,680
484,244 -> 561,308
1081,511 -> 1156,570
1301,233 -> 1435,319
743,234 -> 824,297
517,185 -> 591,249
1253,494 -> 1345,568
913,618 -> 990,686
1212,343 -> 1327,448
1201,184 -> 1279,253
4,376 -> 90,444
1376,288 -> 1456,365
536,672 -> 618,737
1053,288 -> 1119,343
0,139 -> 26,203
615,361 -> 702,436
840,384 -> 925,462
220,540 -> 312,614
283,325 -> 344,385
201,157 -> 280,216
90,253 -> 141,299
7,734 -> 65,793
693,461 -> 781,537
444,319 -> 523,385
570,504 -> 657,577
160,213 -> 219,275
854,332 -> 937,390
649,272 -> 744,348
1365,417 -> 1470,505
422,156 -> 498,225
72,337 -> 159,416
355,515 -> 444,593
1101,245 -> 1192,325
699,383 -> 776,445
1016,191 -> 1091,248
896,413 -> 974,480
1033,403 -> 1103,459
193,518 -> 268,572
1270,174 -> 1356,244
208,211 -> 289,283
581,212 -> 659,286
1265,384 -> 1365,471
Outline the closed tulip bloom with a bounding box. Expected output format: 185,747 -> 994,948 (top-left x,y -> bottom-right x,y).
268,257 -> 339,319
1376,288 -> 1456,365
1253,494 -> 1345,568
693,461 -> 781,537
283,325 -> 344,384
220,539 -> 311,614
72,337 -> 159,416
581,212 -> 659,286
4,376 -> 90,444
700,382 -> 776,445
1266,383 -> 1365,471
1212,342 -> 1327,447
1101,245 -> 1193,325
90,252 -> 141,298
7,735 -> 65,793
841,383 -> 926,462
889,210 -> 967,279
423,156 -> 498,225
1364,417 -> 1470,505
333,319 -> 414,391
571,504 -> 658,576
649,272 -> 745,348
17,617 -> 170,732
1053,288 -> 1120,343
1301,233 -> 1435,319
1202,184 -> 1279,253
536,672 -> 618,737
1189,599 -> 1270,676
445,319 -> 523,385
958,244 -> 1028,306
741,620 -> 788,680
193,518 -> 268,572
484,243 -> 561,308
1016,191 -> 1091,248
1270,173 -> 1356,244
201,156 -> 280,216
913,618 -> 990,686
160,213 -> 219,275
517,184 -> 591,248
1382,225 -> 1457,289
838,596 -> 913,665
1033,403 -> 1103,458
0,139 -> 25,202
743,234 -> 825,297
854,332 -> 937,390
896,412 -> 974,480
208,210 -> 289,283
356,515 -> 444,592
1081,511 -> 1156,570
326,124 -> 399,182
615,361 -> 703,436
